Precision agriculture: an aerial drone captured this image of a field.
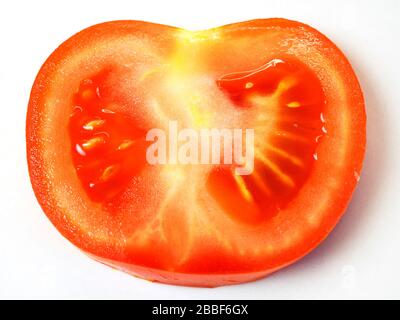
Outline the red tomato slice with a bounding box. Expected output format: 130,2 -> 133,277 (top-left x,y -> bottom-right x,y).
27,19 -> 365,287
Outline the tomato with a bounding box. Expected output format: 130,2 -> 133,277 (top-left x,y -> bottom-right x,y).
27,19 -> 365,287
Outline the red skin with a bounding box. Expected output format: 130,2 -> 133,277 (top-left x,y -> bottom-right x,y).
27,19 -> 365,287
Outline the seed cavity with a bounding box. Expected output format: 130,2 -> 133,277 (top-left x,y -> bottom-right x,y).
82,136 -> 105,150
83,119 -> 105,131
213,59 -> 326,221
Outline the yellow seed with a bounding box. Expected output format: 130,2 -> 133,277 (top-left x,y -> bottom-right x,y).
82,136 -> 105,150
245,82 -> 254,89
80,89 -> 95,100
234,175 -> 253,202
286,101 -> 301,108
83,119 -> 105,130
118,139 -> 135,151
276,77 -> 297,93
100,165 -> 119,182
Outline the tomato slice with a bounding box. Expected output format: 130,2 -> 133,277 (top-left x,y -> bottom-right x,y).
27,19 -> 365,287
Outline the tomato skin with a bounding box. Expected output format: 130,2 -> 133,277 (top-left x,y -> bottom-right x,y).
27,19 -> 365,287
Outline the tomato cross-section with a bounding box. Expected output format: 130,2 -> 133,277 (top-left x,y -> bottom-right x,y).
27,19 -> 365,287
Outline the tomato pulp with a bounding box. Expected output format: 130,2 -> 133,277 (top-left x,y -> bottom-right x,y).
27,19 -> 365,287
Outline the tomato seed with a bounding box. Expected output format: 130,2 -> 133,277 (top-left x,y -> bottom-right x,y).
286,101 -> 301,108
100,165 -> 120,182
82,136 -> 105,150
118,139 -> 135,151
245,82 -> 254,89
83,119 -> 105,130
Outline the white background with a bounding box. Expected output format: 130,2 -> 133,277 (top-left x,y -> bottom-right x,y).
0,0 -> 399,299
